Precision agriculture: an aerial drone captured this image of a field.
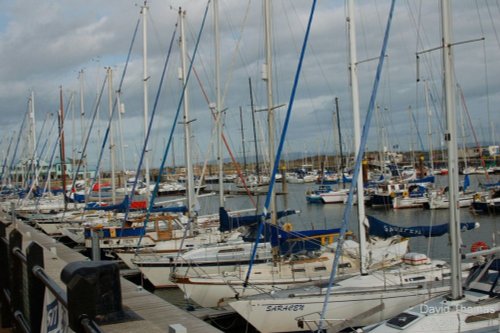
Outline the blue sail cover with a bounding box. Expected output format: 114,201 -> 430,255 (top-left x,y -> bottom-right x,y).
83,226 -> 145,239
276,227 -> 341,254
342,174 -> 352,183
463,174 -> 470,191
85,196 -> 131,211
219,207 -> 341,254
367,215 -> 478,238
481,181 -> 500,189
241,224 -> 342,254
407,175 -> 435,184
218,207 -> 298,232
85,195 -> 187,213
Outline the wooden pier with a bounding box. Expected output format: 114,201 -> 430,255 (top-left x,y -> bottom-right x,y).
0,211 -> 222,333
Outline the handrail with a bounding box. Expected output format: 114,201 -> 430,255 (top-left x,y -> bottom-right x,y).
0,225 -> 105,333
32,266 -> 68,307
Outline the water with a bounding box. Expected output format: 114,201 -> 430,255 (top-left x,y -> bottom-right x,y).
151,173 -> 499,330
193,174 -> 499,260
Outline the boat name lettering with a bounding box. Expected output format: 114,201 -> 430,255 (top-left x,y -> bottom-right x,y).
383,225 -> 422,236
265,304 -> 305,312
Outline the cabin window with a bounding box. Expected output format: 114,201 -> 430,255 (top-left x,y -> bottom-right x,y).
292,268 -> 306,273
408,276 -> 426,281
314,267 -> 327,272
338,263 -> 352,269
218,248 -> 244,254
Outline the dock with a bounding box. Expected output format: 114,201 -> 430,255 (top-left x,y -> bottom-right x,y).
0,211 -> 223,333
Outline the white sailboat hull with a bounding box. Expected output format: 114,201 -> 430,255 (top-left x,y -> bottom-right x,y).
114,230 -> 235,268
131,242 -> 273,288
392,196 -> 428,209
320,189 -> 350,203
174,251 -> 360,307
230,284 -> 450,333
425,193 -> 474,209
174,238 -> 409,308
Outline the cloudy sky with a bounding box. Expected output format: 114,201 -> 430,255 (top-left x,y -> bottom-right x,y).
1,0 -> 499,172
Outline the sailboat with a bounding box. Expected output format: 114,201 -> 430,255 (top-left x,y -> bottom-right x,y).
11,89 -> 87,215
305,98 -> 351,204
233,77 -> 271,194
423,174 -> 478,210
471,186 -> 500,215
228,2 -> 481,332
172,228 -> 407,307
172,0 -> 410,311
363,2 -> 500,330
115,4 -> 269,272
129,3 -> 353,290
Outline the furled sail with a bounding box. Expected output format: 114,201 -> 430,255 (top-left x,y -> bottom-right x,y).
367,215 -> 479,238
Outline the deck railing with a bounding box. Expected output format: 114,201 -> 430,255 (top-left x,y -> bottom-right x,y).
0,221 -> 110,333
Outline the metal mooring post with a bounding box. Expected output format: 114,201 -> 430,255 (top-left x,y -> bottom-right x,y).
61,261 -> 123,333
10,202 -> 15,225
91,229 -> 101,261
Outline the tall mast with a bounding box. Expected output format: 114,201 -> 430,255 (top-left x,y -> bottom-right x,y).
458,86 -> 469,172
79,70 -> 86,147
334,97 -> 345,189
239,106 -> 247,173
107,67 -> 116,203
59,86 -> 68,210
71,89 -> 76,185
171,136 -> 176,172
29,90 -> 38,187
424,80 -> 434,172
375,105 -> 384,178
263,0 -> 277,246
117,99 -> 127,175
213,0 -> 224,207
179,7 -> 196,221
78,69 -> 89,202
248,78 -> 260,180
347,0 -> 368,275
442,0 -> 462,299
142,1 -> 151,195
1,134 -> 14,186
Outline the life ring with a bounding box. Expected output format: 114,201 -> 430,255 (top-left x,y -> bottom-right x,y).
390,191 -> 396,198
473,193 -> 481,201
471,241 -> 489,252
283,223 -> 293,232
402,190 -> 409,198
